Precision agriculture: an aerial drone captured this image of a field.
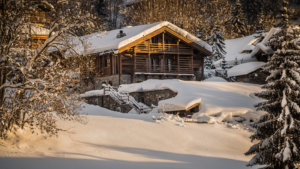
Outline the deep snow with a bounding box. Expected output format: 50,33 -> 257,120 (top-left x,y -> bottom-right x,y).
0,79 -> 263,169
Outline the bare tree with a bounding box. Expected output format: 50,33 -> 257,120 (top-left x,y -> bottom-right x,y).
0,0 -> 98,138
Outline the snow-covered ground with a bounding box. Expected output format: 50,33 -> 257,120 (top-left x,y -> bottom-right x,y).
0,79 -> 263,169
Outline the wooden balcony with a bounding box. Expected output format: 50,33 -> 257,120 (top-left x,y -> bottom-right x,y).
135,43 -> 193,55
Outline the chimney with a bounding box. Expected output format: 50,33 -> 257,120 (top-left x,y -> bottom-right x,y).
117,30 -> 126,38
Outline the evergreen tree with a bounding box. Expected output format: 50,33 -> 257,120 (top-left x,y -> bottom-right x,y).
234,57 -> 239,65
95,0 -> 108,17
208,27 -> 226,61
221,57 -> 227,70
230,0 -> 248,37
95,0 -> 123,29
221,57 -> 228,77
244,0 -> 261,23
204,57 -> 213,69
245,1 -> 300,168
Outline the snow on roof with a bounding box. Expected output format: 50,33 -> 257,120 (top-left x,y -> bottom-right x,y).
227,62 -> 266,77
73,21 -> 211,55
214,34 -> 257,67
31,25 -> 50,35
21,25 -> 50,35
250,27 -> 281,57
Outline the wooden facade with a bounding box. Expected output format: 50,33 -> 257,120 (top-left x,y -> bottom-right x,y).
94,27 -> 210,85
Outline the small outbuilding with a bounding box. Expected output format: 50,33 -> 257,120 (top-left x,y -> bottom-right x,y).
227,62 -> 267,84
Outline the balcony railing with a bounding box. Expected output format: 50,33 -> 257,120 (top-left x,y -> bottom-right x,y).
135,43 -> 192,54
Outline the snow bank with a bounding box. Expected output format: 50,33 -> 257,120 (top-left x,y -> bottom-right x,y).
82,79 -> 263,118
81,79 -> 264,131
119,79 -> 262,115
204,77 -> 227,82
0,106 -> 258,169
119,79 -> 202,112
0,79 -> 264,169
227,62 -> 266,77
72,21 -> 211,55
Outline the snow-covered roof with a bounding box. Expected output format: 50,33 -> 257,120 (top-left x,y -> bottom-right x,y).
214,34 -> 258,67
250,26 -> 300,57
227,62 -> 266,77
250,27 -> 281,57
73,21 -> 211,56
31,25 -> 50,35
22,25 -> 50,35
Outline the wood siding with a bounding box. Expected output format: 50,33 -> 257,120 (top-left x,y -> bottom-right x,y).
94,30 -> 207,81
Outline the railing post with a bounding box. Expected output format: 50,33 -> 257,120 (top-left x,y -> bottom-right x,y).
148,41 -> 151,73
163,32 -> 165,73
177,40 -> 180,72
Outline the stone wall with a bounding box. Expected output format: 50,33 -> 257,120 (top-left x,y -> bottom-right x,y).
85,89 -> 177,113
85,95 -> 132,113
130,89 -> 177,107
82,75 -> 131,91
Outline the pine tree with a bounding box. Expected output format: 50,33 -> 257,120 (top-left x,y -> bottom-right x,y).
230,0 -> 248,37
208,27 -> 227,61
95,0 -> 108,17
221,57 -> 227,70
245,1 -> 300,168
234,57 -> 239,65
204,57 -> 213,69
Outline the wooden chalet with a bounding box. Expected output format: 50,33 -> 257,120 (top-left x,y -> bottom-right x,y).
26,9 -> 51,49
78,22 -> 212,89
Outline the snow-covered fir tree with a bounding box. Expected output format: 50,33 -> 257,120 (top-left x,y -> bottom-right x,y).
245,1 -> 300,168
221,57 -> 227,70
234,57 -> 239,65
221,57 -> 228,77
208,27 -> 226,61
204,57 -> 213,69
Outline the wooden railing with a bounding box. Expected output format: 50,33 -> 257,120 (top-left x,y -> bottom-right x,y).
134,54 -> 194,74
135,43 -> 192,54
